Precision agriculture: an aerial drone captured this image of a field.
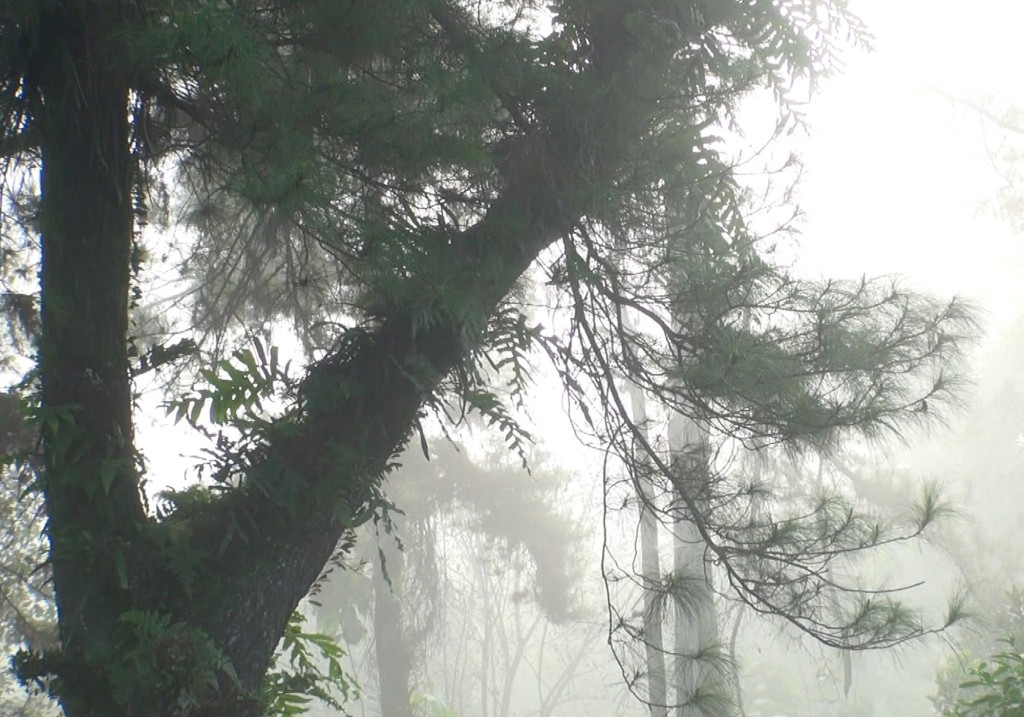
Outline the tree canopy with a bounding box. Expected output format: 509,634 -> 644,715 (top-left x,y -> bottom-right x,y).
0,1 -> 977,716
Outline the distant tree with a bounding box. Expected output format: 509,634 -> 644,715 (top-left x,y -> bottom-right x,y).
939,92 -> 1024,231
599,227 -> 975,715
312,441 -> 591,717
0,2 -> 977,717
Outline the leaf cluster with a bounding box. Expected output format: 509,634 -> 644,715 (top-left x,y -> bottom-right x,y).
111,609 -> 241,716
942,639 -> 1024,717
260,612 -> 359,717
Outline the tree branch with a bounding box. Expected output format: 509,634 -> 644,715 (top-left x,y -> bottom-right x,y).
175,0 -> 674,694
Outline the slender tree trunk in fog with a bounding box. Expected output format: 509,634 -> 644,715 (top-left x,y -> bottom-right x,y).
480,556 -> 491,717
373,543 -> 415,717
668,415 -> 719,717
629,384 -> 668,717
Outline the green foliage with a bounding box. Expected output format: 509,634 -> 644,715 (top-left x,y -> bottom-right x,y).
411,692 -> 459,717
942,640 -> 1024,717
112,610 -> 240,716
260,612 -> 359,717
161,337 -> 305,511
459,388 -> 533,469
446,305 -> 542,468
933,587 -> 1024,714
25,404 -> 79,469
166,338 -> 289,429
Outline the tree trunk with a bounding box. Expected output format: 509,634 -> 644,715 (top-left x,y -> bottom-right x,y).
34,5 -> 147,716
373,537 -> 415,717
629,385 -> 668,717
667,415 -> 719,717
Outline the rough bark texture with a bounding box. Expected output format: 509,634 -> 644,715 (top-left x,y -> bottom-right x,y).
34,4 -> 147,715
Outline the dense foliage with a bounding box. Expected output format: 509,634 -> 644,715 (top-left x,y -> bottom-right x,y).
941,639 -> 1024,717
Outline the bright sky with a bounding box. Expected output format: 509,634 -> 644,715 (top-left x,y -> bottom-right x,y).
797,0 -> 1024,330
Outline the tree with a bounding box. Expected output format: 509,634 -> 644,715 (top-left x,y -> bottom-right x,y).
937,91 -> 1024,232
628,380 -> 669,717
312,440 -> 590,716
597,247 -> 974,714
0,2 -> 976,716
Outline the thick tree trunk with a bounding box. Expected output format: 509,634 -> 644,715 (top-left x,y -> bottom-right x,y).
34,5 -> 147,716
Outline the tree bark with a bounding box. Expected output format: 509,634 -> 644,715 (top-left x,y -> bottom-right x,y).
34,5 -> 147,715
373,536 -> 415,717
629,385 -> 668,717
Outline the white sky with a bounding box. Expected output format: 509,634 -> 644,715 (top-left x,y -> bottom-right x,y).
797,0 -> 1024,330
